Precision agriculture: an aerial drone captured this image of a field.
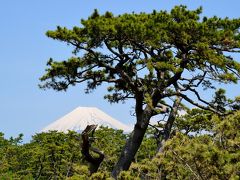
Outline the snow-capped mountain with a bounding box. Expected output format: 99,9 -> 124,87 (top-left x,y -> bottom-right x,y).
42,107 -> 132,133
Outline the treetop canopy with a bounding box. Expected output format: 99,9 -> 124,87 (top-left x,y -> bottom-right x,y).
40,5 -> 240,113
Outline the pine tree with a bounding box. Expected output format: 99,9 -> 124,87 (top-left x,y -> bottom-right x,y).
39,6 -> 240,177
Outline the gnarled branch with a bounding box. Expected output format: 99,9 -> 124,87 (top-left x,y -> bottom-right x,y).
81,125 -> 104,174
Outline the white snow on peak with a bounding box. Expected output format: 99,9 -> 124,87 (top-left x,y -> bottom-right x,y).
42,107 -> 132,133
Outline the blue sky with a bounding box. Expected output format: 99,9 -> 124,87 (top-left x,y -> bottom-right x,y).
1,0 -> 240,142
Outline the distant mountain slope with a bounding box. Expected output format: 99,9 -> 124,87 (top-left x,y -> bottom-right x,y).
42,107 -> 132,133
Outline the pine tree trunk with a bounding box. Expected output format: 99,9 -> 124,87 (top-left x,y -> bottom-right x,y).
157,96 -> 181,153
112,108 -> 151,179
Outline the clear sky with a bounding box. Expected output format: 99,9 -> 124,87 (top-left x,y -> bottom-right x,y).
1,0 -> 240,142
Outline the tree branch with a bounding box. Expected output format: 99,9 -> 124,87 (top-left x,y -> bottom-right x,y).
81,125 -> 104,174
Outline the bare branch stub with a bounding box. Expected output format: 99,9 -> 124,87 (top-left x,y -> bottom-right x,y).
81,125 -> 104,174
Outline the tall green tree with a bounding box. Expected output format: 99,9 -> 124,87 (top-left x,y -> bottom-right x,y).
40,6 -> 240,177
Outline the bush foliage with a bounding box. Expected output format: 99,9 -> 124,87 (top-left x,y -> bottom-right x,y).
0,110 -> 239,179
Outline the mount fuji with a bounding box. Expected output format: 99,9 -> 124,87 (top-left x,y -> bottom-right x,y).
42,107 -> 132,133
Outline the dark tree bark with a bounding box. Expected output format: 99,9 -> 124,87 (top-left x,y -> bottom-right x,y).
157,96 -> 182,153
81,125 -> 104,174
112,106 -> 152,178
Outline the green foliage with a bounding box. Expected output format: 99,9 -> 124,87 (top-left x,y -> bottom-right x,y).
27,131 -> 83,179
0,127 -> 145,179
136,127 -> 157,162
0,131 -> 85,179
174,108 -> 214,135
40,6 -> 240,112
125,111 -> 240,179
92,127 -> 128,171
1,111 -> 240,179
90,171 -> 112,180
0,133 -> 25,177
118,171 -> 140,180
